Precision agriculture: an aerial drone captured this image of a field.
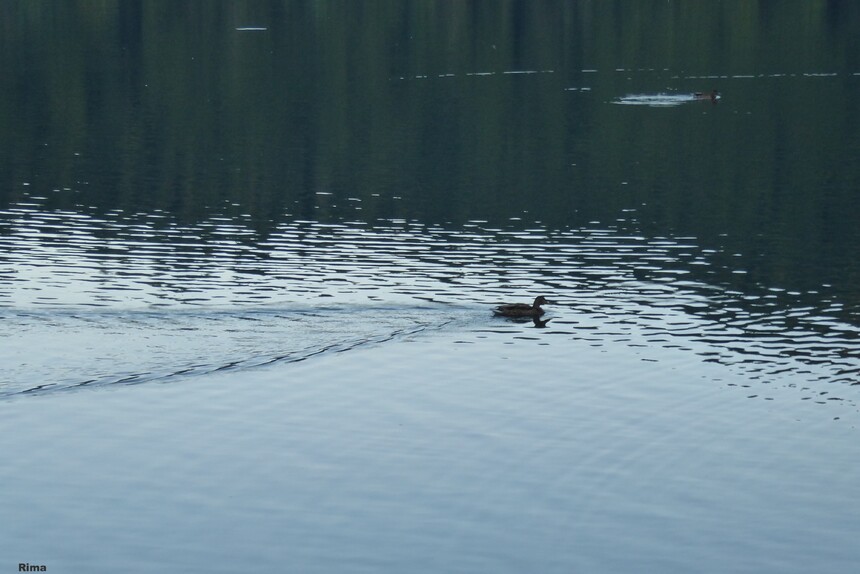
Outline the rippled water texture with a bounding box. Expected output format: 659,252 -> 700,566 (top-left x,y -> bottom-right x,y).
1,199 -> 857,406
3,4 -> 860,572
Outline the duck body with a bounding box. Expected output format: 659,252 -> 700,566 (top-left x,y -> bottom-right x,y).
493,296 -> 548,318
694,89 -> 720,103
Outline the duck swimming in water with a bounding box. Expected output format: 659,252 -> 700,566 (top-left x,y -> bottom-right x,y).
493,296 -> 548,318
694,89 -> 720,103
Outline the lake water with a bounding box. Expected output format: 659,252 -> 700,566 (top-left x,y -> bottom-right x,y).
2,2 -> 859,573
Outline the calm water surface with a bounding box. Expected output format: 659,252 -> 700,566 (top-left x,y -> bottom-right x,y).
1,2 -> 860,572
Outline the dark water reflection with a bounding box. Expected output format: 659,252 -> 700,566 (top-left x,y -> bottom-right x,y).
0,2 -> 859,402
3,7 -> 860,572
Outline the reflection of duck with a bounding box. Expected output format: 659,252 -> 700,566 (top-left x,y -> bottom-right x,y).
502,315 -> 553,328
493,296 -> 548,318
694,89 -> 719,103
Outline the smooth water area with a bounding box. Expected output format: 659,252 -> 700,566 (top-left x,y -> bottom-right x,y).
4,333 -> 860,574
2,2 -> 860,572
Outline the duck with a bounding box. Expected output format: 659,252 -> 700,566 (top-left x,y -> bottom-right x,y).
493,296 -> 548,318
694,89 -> 719,103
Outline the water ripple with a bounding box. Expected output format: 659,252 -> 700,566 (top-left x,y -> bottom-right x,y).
1,201 -> 858,403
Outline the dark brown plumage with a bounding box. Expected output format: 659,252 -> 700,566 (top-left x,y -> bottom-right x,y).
694,89 -> 720,103
493,296 -> 548,318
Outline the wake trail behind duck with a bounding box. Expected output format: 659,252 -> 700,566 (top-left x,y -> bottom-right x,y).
0,305 -> 477,399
